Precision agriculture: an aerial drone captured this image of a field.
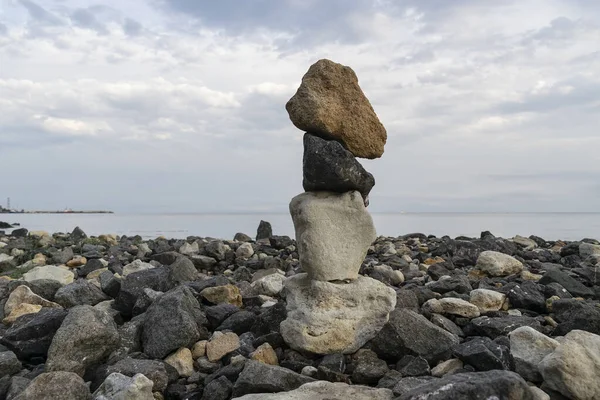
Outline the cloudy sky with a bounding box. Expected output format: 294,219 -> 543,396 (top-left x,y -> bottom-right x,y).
1,0 -> 599,213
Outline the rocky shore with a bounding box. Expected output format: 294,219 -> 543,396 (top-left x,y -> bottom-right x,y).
0,224 -> 599,400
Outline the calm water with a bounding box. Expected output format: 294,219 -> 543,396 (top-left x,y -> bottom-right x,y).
1,213 -> 599,241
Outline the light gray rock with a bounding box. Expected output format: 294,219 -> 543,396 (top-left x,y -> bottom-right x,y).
23,266 -> 75,285
46,305 -> 119,376
580,242 -> 600,261
423,298 -> 480,318
93,373 -> 154,400
469,289 -> 506,313
512,235 -> 538,250
540,329 -> 600,400
233,381 -> 393,400
290,191 -> 376,281
476,251 -> 524,277
281,273 -> 396,354
179,241 -> 199,256
509,326 -> 559,383
122,260 -> 155,277
236,243 -> 254,259
251,273 -> 285,296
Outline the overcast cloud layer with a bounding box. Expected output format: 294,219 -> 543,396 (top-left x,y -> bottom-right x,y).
0,0 -> 599,213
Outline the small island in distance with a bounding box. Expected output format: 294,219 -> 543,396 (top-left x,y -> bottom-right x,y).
0,204 -> 113,214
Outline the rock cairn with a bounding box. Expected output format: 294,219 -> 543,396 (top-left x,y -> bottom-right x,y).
280,59 -> 396,354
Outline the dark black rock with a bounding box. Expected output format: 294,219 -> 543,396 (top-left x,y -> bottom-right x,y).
351,349 -> 388,384
465,315 -> 541,339
205,304 -> 240,329
251,302 -> 287,337
370,308 -> 459,364
11,228 -> 28,238
400,371 -> 533,400
551,298 -> 600,335
151,251 -> 181,266
268,236 -> 294,250
54,279 -> 110,308
396,355 -> 430,377
78,258 -> 105,277
256,220 -> 272,240
500,281 -> 546,313
70,226 -> 88,242
280,350 -> 315,373
100,271 -> 121,298
201,375 -> 232,400
142,286 -> 209,359
302,133 -> 375,201
453,337 -> 510,371
232,360 -> 315,397
544,282 -> 574,299
217,311 -> 256,335
395,290 -> 420,311
320,353 -> 346,374
560,242 -> 580,257
1,308 -> 68,360
115,267 -> 170,317
430,314 -> 465,337
376,370 -> 403,390
426,275 -> 472,294
204,241 -> 228,261
539,268 -> 594,298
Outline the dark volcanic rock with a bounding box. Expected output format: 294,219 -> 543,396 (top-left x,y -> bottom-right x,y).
114,267 -> 170,317
256,220 -> 273,240
539,267 -> 594,298
551,298 -> 600,335
465,315 -> 541,339
1,308 -> 68,360
351,349 -> 388,384
453,337 -> 511,371
0,351 -> 22,377
426,275 -> 472,294
232,360 -> 315,397
70,226 -> 88,242
201,375 -> 233,400
396,355 -> 430,377
398,371 -> 533,400
302,133 -> 375,201
11,228 -> 28,238
54,279 -> 110,308
142,286 -> 209,359
370,308 -> 459,363
52,247 -> 74,265
500,281 -> 546,313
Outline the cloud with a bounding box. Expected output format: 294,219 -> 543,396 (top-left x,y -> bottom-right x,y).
19,0 -> 63,26
70,8 -> 109,35
0,0 -> 599,214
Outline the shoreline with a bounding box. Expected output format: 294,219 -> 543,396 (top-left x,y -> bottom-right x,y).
0,226 -> 598,399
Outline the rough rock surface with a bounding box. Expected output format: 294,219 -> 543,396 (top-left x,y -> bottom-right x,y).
281,273 -> 396,354
302,134 -> 375,201
13,371 -> 91,400
539,329 -> 600,400
233,381 -> 393,400
93,373 -> 154,400
290,191 -> 376,281
476,251 -> 524,276
46,305 -> 119,376
286,59 -> 387,159
509,326 -> 560,383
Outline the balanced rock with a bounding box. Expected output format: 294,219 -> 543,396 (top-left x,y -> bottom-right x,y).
290,191 -> 376,281
286,59 -> 387,159
280,273 -> 396,354
302,134 -> 374,202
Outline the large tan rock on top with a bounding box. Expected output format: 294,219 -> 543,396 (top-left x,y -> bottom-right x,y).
280,273 -> 396,354
290,191 -> 376,282
286,59 -> 387,159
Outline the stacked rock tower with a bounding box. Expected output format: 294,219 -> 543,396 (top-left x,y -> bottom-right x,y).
280,59 -> 397,354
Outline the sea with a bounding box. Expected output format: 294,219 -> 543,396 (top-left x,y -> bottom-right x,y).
2,213 -> 600,242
